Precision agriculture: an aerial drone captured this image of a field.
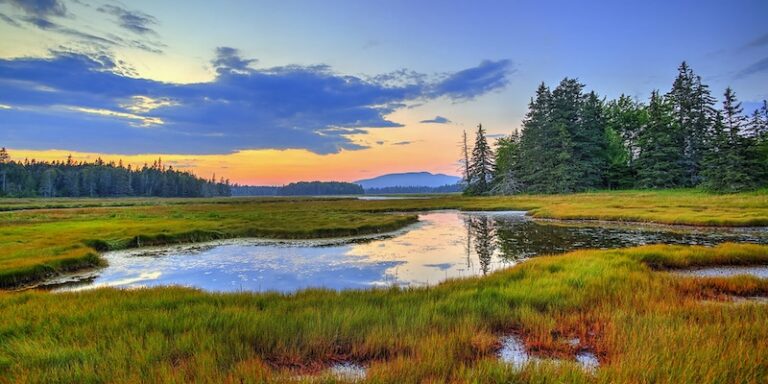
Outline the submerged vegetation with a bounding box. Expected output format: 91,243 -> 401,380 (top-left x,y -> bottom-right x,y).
0,243 -> 767,383
1,189 -> 768,288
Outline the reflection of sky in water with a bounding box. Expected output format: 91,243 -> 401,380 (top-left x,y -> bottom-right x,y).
48,211 -> 768,293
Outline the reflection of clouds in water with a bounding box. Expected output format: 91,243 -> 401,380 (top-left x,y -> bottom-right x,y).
61,271 -> 162,292
424,263 -> 453,271
46,210 -> 768,293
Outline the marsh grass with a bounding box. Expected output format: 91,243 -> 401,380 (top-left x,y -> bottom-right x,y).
2,189 -> 767,288
0,243 -> 766,383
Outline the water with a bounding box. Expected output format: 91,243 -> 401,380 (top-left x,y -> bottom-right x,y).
497,335 -> 600,372
42,211 -> 768,292
673,265 -> 768,279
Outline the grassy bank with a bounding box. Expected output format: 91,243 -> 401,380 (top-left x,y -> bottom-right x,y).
1,189 -> 767,288
0,200 -> 418,288
0,243 -> 766,383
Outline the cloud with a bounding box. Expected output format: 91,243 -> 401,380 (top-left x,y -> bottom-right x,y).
0,50 -> 512,155
0,11 -> 20,26
69,106 -> 164,127
419,116 -> 451,124
0,0 -> 163,53
97,4 -> 158,35
212,47 -> 257,74
392,141 -> 412,146
431,59 -> 513,100
0,0 -> 66,18
744,32 -> 768,49
736,56 -> 768,79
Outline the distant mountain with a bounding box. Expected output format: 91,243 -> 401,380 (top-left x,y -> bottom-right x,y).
355,172 -> 461,189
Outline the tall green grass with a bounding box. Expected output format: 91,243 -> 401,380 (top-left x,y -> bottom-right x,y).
0,243 -> 766,383
2,189 -> 767,288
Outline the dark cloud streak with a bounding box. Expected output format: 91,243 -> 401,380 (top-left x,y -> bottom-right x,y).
744,32 -> 768,49
736,56 -> 768,79
419,116 -> 451,124
97,4 -> 158,35
0,11 -> 21,26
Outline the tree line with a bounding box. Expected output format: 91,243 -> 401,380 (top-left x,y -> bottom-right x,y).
363,184 -> 462,194
0,150 -> 231,198
463,62 -> 768,195
231,181 -> 363,196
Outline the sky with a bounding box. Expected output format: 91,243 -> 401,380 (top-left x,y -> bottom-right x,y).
0,0 -> 766,185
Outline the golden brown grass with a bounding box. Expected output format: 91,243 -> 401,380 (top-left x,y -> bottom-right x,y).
0,243 -> 766,383
1,189 -> 767,288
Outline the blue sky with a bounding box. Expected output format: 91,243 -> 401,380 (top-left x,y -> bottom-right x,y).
0,0 -> 766,183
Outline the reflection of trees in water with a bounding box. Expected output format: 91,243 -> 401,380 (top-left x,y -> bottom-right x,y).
494,220 -> 602,260
464,215 -> 497,275
462,215 -> 607,269
462,214 -> 768,269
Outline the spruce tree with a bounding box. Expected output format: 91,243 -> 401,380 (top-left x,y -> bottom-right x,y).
518,83 -> 554,193
702,88 -> 755,191
666,62 -> 715,186
572,91 -> 609,190
548,78 -> 583,193
604,95 -> 647,188
465,124 -> 494,195
0,147 -> 8,195
0,148 -> 8,164
637,91 -> 684,188
491,130 -> 523,195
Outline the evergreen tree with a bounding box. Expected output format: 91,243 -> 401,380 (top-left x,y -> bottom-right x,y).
572,91 -> 609,190
0,148 -> 9,164
547,78 -> 583,192
465,124 -> 494,195
702,88 -> 756,191
517,83 -> 555,192
666,62 -> 715,186
0,147 -> 8,195
491,130 -> 523,195
637,91 -> 684,188
747,100 -> 768,139
0,155 -> 231,198
461,130 -> 471,185
603,95 -> 647,188
605,95 -> 647,168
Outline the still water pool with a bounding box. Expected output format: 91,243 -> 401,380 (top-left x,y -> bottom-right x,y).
43,211 -> 768,292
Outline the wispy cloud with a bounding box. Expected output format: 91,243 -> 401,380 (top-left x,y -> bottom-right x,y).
69,106 -> 164,127
0,0 -> 66,18
431,60 -> 513,100
0,49 -> 513,155
97,4 -> 158,35
419,116 -> 451,124
0,11 -> 19,26
0,0 -> 164,53
736,56 -> 768,79
744,32 -> 768,49
212,47 -> 257,74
